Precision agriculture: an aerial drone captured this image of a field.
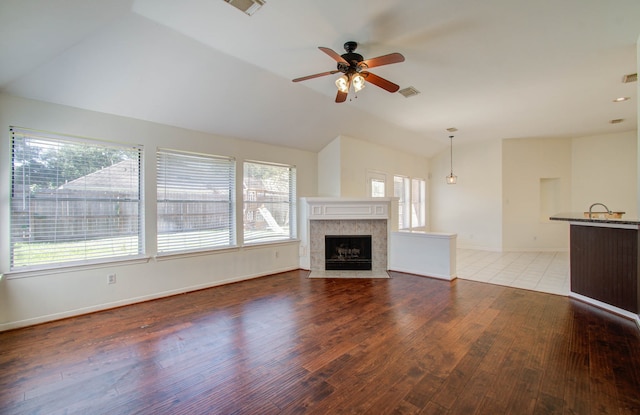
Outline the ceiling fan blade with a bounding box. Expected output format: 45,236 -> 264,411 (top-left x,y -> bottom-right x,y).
361,52 -> 405,69
292,70 -> 339,82
319,47 -> 348,64
362,72 -> 400,93
335,90 -> 348,103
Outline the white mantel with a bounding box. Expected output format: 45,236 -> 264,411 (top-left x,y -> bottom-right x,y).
305,197 -> 393,221
298,197 -> 397,271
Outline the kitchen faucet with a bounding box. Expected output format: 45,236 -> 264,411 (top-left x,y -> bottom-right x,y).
589,203 -> 612,219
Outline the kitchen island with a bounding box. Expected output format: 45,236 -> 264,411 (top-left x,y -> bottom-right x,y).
550,213 -> 640,321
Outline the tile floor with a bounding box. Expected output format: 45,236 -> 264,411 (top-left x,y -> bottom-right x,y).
456,249 -> 570,296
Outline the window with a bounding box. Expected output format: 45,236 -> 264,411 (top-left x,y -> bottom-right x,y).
10,127 -> 142,270
367,170 -> 387,197
370,179 -> 386,197
157,149 -> 235,254
243,161 -> 296,244
394,175 -> 410,229
411,178 -> 426,228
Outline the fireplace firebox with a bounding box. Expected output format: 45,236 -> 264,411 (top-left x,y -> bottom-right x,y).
325,235 -> 372,271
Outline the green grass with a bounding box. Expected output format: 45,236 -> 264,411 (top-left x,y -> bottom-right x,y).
12,236 -> 140,267
12,227 -> 291,268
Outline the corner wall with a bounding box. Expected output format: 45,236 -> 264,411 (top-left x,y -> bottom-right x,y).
317,135 -> 429,199
317,136 -> 341,197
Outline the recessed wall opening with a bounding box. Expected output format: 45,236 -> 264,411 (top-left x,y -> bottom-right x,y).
325,235 -> 372,271
540,177 -> 561,222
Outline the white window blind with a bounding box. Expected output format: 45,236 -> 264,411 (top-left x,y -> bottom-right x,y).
243,161 -> 296,244
394,175 -> 410,229
10,127 -> 143,271
411,178 -> 426,228
157,149 -> 235,254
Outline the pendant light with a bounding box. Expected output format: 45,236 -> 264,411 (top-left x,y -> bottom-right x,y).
446,135 -> 457,184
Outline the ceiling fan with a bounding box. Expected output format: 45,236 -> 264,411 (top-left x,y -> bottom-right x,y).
292,41 -> 405,103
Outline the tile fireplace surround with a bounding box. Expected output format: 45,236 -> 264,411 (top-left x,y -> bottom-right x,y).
299,198 -> 395,274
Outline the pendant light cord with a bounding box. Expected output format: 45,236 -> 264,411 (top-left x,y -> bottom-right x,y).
449,135 -> 454,174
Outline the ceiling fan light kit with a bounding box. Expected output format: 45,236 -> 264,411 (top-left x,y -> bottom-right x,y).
293,41 -> 404,103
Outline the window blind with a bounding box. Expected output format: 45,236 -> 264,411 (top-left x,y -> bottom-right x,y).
10,127 -> 143,270
394,175 -> 410,229
156,149 -> 236,254
411,178 -> 426,228
243,161 -> 296,244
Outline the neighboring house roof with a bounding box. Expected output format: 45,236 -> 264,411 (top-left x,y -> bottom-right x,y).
59,159 -> 139,193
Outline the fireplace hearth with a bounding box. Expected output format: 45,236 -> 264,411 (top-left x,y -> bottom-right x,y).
325,235 -> 372,271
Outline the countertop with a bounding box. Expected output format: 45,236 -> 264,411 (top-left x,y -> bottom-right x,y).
549,212 -> 640,226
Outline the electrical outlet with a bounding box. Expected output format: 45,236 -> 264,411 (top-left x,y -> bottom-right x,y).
107,274 -> 116,284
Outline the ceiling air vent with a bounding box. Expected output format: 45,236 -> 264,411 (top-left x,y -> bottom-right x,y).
224,0 -> 265,16
622,73 -> 637,83
398,86 -> 420,98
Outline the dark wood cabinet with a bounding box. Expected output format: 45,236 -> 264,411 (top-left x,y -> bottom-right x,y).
570,224 -> 640,313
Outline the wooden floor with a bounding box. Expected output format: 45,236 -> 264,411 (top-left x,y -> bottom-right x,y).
1,270 -> 640,414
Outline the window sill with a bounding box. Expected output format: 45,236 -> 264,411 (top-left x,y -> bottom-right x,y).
4,256 -> 151,280
154,245 -> 240,261
242,239 -> 300,249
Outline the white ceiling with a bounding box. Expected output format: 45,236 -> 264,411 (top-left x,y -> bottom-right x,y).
1,0 -> 638,157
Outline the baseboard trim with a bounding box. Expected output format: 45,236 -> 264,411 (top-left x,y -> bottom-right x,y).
569,292 -> 640,331
0,266 -> 298,332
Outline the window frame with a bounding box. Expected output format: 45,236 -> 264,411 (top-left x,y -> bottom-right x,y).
394,175 -> 411,230
411,177 -> 427,229
9,127 -> 145,273
366,170 -> 387,198
242,160 -> 297,245
156,148 -> 237,256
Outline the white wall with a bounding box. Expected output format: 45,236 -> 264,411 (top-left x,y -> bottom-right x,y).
322,135 -> 430,199
502,137 -> 572,251
0,94 -> 317,330
571,131 -> 637,215
317,136 -> 341,197
430,139 -> 503,250
433,132 -> 638,253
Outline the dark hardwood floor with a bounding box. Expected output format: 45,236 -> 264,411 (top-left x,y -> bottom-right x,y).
1,270 -> 640,414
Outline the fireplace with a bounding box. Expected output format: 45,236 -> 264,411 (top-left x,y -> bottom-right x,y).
298,197 -> 393,275
325,235 -> 372,270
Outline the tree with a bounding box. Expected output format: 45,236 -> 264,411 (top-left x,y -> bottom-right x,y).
12,137 -> 133,190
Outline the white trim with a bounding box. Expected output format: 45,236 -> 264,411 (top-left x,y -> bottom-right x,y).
389,268 -> 457,281
0,266 -> 299,332
304,197 -> 392,220
5,256 -> 151,280
570,292 -> 640,330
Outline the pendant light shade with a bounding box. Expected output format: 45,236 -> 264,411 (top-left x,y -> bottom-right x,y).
446,135 -> 457,184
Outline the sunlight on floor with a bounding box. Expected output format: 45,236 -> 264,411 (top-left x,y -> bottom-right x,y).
456,249 -> 570,296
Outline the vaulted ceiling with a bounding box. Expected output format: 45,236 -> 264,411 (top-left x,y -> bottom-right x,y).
1,0 -> 638,157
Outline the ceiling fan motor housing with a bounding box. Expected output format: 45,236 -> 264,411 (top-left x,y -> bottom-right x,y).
338,41 -> 364,73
